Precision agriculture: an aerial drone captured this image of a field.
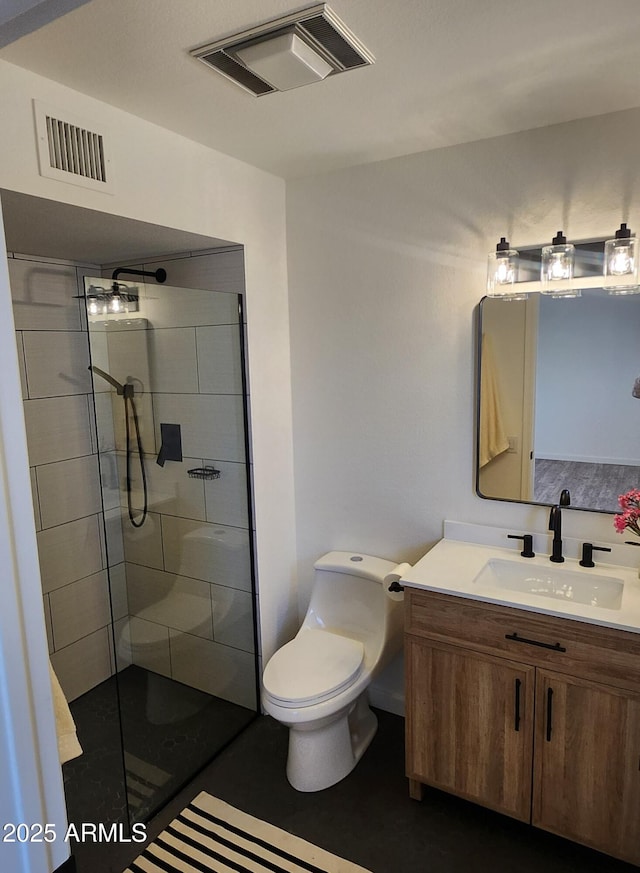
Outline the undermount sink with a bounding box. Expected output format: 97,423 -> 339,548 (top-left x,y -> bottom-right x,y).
473,558 -> 624,610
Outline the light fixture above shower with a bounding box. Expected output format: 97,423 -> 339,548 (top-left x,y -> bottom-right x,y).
85,266 -> 167,316
86,284 -> 139,315
189,4 -> 374,96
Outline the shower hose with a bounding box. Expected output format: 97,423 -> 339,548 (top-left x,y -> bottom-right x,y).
123,385 -> 148,528
89,365 -> 148,528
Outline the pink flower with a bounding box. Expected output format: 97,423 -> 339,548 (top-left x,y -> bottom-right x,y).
614,489 -> 640,537
614,514 -> 628,532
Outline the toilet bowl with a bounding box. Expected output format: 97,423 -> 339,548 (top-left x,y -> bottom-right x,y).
262,550 -> 405,792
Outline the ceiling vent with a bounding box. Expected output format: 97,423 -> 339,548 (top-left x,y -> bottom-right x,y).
189,4 -> 374,96
33,100 -> 114,193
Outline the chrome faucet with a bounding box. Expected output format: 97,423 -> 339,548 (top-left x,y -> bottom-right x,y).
549,489 -> 570,563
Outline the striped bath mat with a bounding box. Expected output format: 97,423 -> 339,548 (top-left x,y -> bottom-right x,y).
125,791 -> 371,872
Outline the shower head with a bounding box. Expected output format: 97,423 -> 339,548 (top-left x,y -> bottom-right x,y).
89,365 -> 133,397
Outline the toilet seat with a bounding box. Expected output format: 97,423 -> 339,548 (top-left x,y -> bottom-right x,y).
263,630 -> 364,708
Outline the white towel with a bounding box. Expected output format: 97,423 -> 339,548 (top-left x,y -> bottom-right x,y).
479,333 -> 509,467
49,662 -> 82,765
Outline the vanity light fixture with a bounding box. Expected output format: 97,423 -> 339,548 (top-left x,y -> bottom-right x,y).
540,231 -> 578,297
603,223 -> 639,294
486,237 -> 526,299
85,284 -> 139,316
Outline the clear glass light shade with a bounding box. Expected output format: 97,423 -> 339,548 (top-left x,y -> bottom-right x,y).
603,235 -> 639,294
486,248 -> 524,298
540,240 -> 577,297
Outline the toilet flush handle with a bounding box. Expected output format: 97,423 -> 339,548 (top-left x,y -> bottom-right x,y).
388,579 -> 404,593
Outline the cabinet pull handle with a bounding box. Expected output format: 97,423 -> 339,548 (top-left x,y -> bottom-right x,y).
505,632 -> 566,653
546,687 -> 554,742
514,678 -> 521,732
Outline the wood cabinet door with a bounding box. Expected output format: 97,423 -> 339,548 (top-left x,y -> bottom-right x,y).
533,669 -> 640,865
405,636 -> 534,821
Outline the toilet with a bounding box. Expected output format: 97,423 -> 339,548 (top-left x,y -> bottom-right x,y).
262,550 -> 405,792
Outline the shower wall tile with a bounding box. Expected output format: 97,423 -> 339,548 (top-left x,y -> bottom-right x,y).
111,392 -> 157,455
15,332 -> 28,397
37,514 -> 104,593
161,516 -> 252,591
103,322 -> 152,392
29,467 -> 42,531
36,454 -> 101,529
126,563 -> 214,640
86,329 -> 110,390
22,330 -> 91,398
148,328 -> 198,394
93,392 -> 116,451
196,325 -> 243,395
143,456 -> 206,521
49,570 -> 111,650
203,459 -> 249,529
143,250 -> 245,296
43,595 -> 54,654
152,394 -> 245,461
102,507 -> 125,567
98,451 -> 121,512
9,258 -> 82,331
108,562 -> 129,622
113,617 -> 132,671
23,395 -> 93,466
211,584 -> 254,653
122,510 -> 163,569
139,283 -> 239,329
125,616 -> 171,677
50,626 -> 113,703
169,632 -> 256,709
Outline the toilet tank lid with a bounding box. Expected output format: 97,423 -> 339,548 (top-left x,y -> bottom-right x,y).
314,551 -> 397,584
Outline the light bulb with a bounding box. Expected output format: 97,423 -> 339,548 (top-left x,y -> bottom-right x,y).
109,294 -> 122,313
541,231 -> 576,296
486,238 -> 524,298
550,254 -> 568,280
611,247 -> 632,275
603,224 -> 639,294
87,298 -> 99,315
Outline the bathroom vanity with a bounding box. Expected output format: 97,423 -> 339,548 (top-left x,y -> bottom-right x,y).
402,531 -> 640,866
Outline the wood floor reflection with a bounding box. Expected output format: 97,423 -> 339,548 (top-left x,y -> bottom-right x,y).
533,458 -> 640,512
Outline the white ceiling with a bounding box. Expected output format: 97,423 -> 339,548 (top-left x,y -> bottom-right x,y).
3,0 -> 640,179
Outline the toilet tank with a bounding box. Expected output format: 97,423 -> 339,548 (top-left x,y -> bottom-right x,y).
302,551 -> 403,663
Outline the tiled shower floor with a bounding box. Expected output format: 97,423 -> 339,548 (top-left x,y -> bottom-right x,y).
63,665 -> 256,871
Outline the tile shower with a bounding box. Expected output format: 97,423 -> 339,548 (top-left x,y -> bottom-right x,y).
9,248 -> 258,861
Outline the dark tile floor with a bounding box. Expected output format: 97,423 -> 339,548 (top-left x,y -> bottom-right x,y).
64,665 -> 256,871
76,709 -> 637,873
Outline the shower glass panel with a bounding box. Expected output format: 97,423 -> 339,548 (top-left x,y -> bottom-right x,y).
82,276 -> 257,827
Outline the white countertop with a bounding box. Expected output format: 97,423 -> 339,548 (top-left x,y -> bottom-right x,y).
400,536 -> 640,635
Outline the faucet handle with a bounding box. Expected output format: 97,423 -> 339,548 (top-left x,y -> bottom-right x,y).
579,542 -> 612,568
508,533 -> 535,558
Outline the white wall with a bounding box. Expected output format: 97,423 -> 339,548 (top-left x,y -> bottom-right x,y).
286,107 -> 640,620
0,57 -> 298,656
0,58 -> 296,870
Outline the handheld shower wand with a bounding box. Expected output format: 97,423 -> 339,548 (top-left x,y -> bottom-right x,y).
89,365 -> 148,528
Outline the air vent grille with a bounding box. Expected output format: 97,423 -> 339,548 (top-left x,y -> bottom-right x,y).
297,15 -> 369,69
201,51 -> 275,96
45,115 -> 107,182
190,3 -> 374,96
33,100 -> 114,193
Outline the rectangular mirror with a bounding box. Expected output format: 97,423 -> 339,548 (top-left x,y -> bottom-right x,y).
476,290 -> 640,513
